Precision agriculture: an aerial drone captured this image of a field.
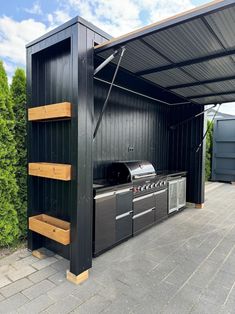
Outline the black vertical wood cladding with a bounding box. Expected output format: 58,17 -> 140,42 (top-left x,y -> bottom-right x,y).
93,81 -> 170,179
168,104 -> 205,204
27,21 -> 109,275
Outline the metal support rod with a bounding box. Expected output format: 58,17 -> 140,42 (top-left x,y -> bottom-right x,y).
94,49 -> 119,75
169,104 -> 217,130
195,104 -> 221,153
94,77 -> 174,106
93,46 -> 126,139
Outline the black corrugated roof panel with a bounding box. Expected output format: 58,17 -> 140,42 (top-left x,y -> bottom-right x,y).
95,0 -> 235,105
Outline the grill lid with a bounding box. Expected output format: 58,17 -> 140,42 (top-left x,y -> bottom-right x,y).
109,160 -> 156,183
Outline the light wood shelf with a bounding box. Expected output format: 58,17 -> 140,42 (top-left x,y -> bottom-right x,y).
28,102 -> 71,121
28,162 -> 71,181
29,214 -> 70,245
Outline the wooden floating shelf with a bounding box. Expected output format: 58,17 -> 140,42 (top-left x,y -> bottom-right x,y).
29,214 -> 70,245
28,162 -> 72,181
28,102 -> 71,121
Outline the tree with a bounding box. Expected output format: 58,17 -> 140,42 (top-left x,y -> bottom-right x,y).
205,120 -> 213,181
11,68 -> 27,238
0,61 -> 19,246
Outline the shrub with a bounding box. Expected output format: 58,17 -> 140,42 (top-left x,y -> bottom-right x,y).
205,120 -> 213,181
0,61 -> 19,246
11,68 -> 27,238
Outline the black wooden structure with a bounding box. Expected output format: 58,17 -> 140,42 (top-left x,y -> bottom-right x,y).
26,0 -> 235,283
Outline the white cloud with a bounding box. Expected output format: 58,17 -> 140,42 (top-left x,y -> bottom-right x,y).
47,10 -> 71,27
0,16 -> 49,65
67,0 -> 194,36
25,2 -> 42,15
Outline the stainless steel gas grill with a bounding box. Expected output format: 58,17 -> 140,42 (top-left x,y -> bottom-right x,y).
109,161 -> 168,235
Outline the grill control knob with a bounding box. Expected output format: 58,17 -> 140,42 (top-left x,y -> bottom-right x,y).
140,186 -> 145,191
150,183 -> 155,188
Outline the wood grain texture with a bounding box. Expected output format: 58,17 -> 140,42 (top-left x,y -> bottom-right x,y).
28,102 -> 71,121
29,214 -> 70,245
66,270 -> 89,284
28,163 -> 72,181
195,203 -> 204,209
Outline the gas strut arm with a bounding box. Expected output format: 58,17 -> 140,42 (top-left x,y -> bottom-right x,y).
93,46 -> 126,139
169,104 -> 217,130
195,103 -> 221,153
94,49 -> 119,76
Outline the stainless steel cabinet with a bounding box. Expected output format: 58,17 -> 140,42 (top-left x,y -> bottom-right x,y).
168,177 -> 186,214
154,188 -> 168,222
93,191 -> 116,255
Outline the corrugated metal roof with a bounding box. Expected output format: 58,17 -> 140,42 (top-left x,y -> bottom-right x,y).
95,0 -> 235,105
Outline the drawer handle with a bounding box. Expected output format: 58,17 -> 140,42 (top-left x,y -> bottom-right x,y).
116,211 -> 133,220
133,207 -> 155,219
154,189 -> 167,195
133,193 -> 154,202
115,188 -> 132,194
94,191 -> 115,199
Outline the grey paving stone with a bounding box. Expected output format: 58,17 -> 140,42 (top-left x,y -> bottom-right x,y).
0,293 -> 28,313
47,281 -> 77,301
43,295 -> 82,314
188,260 -> 220,288
32,257 -> 58,270
48,271 -> 66,285
0,278 -> 33,298
191,300 -> 224,314
162,284 -> 202,314
0,293 -> 4,302
0,253 -> 20,267
72,294 -> 111,314
22,279 -> 55,300
28,266 -> 57,283
7,265 -> 36,281
102,293 -> 138,314
13,254 -> 38,266
72,277 -> 105,302
0,275 -> 12,289
50,259 -> 69,272
17,294 -> 55,313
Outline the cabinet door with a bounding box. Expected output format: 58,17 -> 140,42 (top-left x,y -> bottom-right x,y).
168,180 -> 178,214
94,192 -> 116,255
155,188 -> 168,222
178,177 -> 186,209
116,188 -> 132,216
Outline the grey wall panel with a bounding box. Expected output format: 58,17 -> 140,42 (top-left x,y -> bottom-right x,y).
212,118 -> 235,182
93,80 -> 170,179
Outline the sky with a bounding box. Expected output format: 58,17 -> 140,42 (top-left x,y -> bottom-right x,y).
0,0 -> 235,115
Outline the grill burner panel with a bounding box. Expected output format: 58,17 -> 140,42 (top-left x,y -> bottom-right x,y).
109,160 -> 167,197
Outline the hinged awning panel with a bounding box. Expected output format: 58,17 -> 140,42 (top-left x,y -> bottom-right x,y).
95,0 -> 235,105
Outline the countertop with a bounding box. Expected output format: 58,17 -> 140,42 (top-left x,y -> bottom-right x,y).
93,170 -> 187,192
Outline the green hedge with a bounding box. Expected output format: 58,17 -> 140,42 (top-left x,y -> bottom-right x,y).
0,61 -> 19,246
11,69 -> 27,238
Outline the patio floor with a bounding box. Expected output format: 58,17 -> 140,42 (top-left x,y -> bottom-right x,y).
0,182 -> 235,313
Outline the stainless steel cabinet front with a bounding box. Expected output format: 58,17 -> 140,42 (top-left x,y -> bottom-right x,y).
94,192 -> 116,255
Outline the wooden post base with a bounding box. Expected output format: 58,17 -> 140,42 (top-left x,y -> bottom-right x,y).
32,249 -> 47,260
195,203 -> 204,209
66,270 -> 89,285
